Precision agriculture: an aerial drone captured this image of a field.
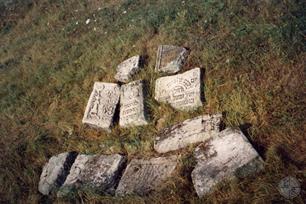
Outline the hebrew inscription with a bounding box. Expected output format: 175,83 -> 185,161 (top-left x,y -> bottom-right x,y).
115,55 -> 141,83
155,68 -> 202,110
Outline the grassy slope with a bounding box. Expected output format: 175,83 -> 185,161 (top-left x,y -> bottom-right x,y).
0,0 -> 305,203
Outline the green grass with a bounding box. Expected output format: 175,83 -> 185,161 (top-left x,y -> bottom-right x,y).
0,0 -> 305,203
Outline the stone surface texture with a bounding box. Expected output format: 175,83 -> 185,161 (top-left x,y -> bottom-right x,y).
191,128 -> 264,198
155,45 -> 188,74
38,152 -> 77,195
82,82 -> 120,131
58,154 -> 126,196
119,80 -> 148,127
154,114 -> 222,153
115,156 -> 178,196
115,55 -> 141,83
155,68 -> 202,111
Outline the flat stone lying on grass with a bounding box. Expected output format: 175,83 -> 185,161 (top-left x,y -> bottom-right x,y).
154,114 -> 222,153
115,55 -> 141,83
155,68 -> 202,111
115,156 -> 178,196
191,128 -> 264,198
38,152 -> 78,195
58,154 -> 126,197
82,82 -> 120,131
155,45 -> 188,74
119,80 -> 148,127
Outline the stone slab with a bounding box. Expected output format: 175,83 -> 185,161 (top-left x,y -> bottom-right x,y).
115,156 -> 178,196
155,45 -> 188,74
119,80 -> 148,127
115,55 -> 141,83
38,152 -> 78,195
58,154 -> 126,197
154,114 -> 222,153
82,82 -> 120,131
191,128 -> 264,198
154,68 -> 202,111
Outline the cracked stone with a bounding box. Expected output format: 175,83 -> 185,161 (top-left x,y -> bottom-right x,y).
115,55 -> 142,83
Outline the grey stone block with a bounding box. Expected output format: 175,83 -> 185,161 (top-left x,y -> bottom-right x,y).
115,55 -> 141,83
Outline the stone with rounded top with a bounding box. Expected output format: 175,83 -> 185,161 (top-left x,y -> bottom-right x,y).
115,55 -> 141,83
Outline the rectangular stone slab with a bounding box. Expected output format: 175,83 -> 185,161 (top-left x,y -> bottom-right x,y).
115,156 -> 178,196
155,68 -> 202,111
119,80 -> 148,127
115,55 -> 141,83
191,128 -> 264,198
82,82 -> 120,131
155,45 -> 188,74
58,154 -> 126,197
154,114 -> 222,153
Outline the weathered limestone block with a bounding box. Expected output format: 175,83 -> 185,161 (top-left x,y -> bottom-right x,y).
155,68 -> 202,111
191,128 -> 264,198
154,114 -> 222,153
155,45 -> 188,74
82,82 -> 120,131
115,156 -> 178,196
115,55 -> 141,83
58,154 -> 126,197
119,80 -> 148,127
38,152 -> 78,195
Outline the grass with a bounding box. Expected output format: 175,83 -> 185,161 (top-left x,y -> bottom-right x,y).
0,0 -> 305,203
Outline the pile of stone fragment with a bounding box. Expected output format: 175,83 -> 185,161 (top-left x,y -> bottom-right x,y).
38,45 -> 264,198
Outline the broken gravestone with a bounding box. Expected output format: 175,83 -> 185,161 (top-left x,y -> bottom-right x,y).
155,68 -> 202,111
155,45 -> 188,74
38,152 -> 78,195
115,156 -> 178,196
58,154 -> 126,197
154,114 -> 222,153
115,55 -> 142,83
119,80 -> 148,127
191,128 -> 264,198
82,82 -> 120,131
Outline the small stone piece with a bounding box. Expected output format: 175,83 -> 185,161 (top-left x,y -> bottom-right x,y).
154,114 -> 222,153
38,152 -> 78,195
58,154 -> 126,197
155,45 -> 188,74
115,55 -> 141,83
115,156 -> 178,196
191,128 -> 264,198
82,82 -> 120,131
119,80 -> 148,127
155,68 -> 202,111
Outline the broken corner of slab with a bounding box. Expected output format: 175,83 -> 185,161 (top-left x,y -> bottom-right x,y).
191,128 -> 264,198
115,55 -> 142,83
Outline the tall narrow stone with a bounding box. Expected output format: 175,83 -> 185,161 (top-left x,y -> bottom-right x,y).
82,82 -> 120,131
155,68 -> 202,111
116,156 -> 178,196
115,55 -> 141,83
154,114 -> 222,153
191,128 -> 264,198
119,80 -> 148,127
155,45 -> 188,74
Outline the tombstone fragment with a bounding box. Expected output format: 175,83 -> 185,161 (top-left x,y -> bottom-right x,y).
38,152 -> 78,195
82,82 -> 120,131
119,80 -> 148,127
155,45 -> 188,74
191,128 -> 264,198
115,55 -> 142,83
115,156 -> 178,196
58,154 -> 126,197
155,68 -> 202,110
154,114 -> 222,153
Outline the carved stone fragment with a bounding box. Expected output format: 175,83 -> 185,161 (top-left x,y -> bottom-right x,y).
82,82 -> 120,131
119,80 -> 148,127
155,68 -> 202,111
155,45 -> 188,74
115,55 -> 141,83
154,114 -> 222,153
191,128 -> 264,198
115,156 -> 178,196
